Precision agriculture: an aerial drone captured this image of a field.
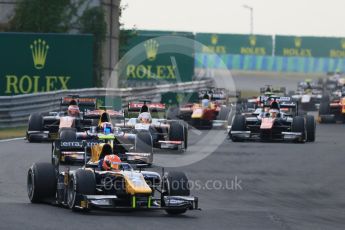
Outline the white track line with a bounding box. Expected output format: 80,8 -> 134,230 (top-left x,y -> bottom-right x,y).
0,137 -> 25,143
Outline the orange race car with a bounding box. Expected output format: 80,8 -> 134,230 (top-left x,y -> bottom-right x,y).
319,88 -> 345,123
168,88 -> 231,129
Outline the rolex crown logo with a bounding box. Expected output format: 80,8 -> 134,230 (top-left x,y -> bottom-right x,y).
249,35 -> 256,46
294,37 -> 302,48
176,93 -> 184,103
30,39 -> 49,69
341,39 -> 345,49
144,39 -> 159,61
211,34 -> 218,45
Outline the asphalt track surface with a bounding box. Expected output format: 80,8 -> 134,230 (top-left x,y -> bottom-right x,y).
1,123 -> 345,230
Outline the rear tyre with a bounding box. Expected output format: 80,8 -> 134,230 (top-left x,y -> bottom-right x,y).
59,128 -> 77,141
217,107 -> 231,121
27,163 -> 56,203
183,125 -> 188,150
27,113 -> 43,142
319,101 -> 330,116
67,169 -> 95,211
166,106 -> 180,120
163,171 -> 190,215
169,122 -> 188,145
292,116 -> 306,143
136,131 -> 153,165
230,115 -> 246,142
306,115 -> 316,142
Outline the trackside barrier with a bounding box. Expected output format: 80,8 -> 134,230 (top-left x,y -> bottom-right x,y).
0,80 -> 214,128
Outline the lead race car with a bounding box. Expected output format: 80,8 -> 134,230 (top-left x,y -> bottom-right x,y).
27,152 -> 199,214
229,96 -> 316,143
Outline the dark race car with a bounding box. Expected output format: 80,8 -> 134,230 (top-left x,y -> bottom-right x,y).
229,96 -> 316,143
290,80 -> 323,112
318,88 -> 345,123
119,101 -> 188,151
26,96 -> 98,142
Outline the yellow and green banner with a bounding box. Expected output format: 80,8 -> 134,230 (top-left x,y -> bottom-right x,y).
275,35 -> 345,58
119,30 -> 194,87
195,33 -> 273,56
0,32 -> 93,95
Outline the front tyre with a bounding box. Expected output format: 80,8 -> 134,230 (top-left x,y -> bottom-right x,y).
306,115 -> 316,142
292,116 -> 306,143
67,169 -> 95,211
163,171 -> 190,215
230,115 -> 246,142
27,163 -> 56,203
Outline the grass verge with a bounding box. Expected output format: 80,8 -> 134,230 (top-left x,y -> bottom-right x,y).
0,126 -> 26,140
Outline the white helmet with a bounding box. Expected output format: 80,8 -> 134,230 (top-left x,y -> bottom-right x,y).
138,112 -> 152,123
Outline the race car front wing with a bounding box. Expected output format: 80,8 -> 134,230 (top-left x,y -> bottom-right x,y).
230,130 -> 304,141
74,194 -> 199,211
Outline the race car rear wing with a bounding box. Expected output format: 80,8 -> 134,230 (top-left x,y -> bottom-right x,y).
259,96 -> 299,115
260,86 -> 286,95
127,102 -> 166,112
61,95 -> 97,110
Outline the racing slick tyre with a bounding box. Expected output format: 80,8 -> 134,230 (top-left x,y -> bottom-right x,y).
136,131 -> 153,165
319,101 -> 330,116
27,162 -> 57,203
217,107 -> 231,121
59,128 -> 77,141
166,106 -> 180,120
292,116 -> 306,143
318,97 -> 335,123
230,115 -> 246,142
67,169 -> 96,211
183,125 -> 188,150
27,113 -> 43,142
306,115 -> 316,142
319,115 -> 336,124
163,171 -> 190,215
169,122 -> 187,150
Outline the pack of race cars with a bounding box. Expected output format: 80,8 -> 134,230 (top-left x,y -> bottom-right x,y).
25,79 -> 345,215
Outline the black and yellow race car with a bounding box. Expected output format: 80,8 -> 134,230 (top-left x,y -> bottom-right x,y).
27,157 -> 199,214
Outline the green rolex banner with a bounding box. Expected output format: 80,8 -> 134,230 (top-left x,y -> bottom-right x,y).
0,32 -> 93,96
275,35 -> 345,58
195,33 -> 273,55
119,30 -> 195,87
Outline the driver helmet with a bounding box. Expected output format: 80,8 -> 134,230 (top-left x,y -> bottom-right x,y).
100,122 -> 113,134
269,109 -> 279,118
269,101 -> 280,118
67,105 -> 80,117
102,154 -> 121,171
138,112 -> 152,124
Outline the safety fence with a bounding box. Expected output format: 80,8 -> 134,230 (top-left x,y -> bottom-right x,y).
0,79 -> 213,128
